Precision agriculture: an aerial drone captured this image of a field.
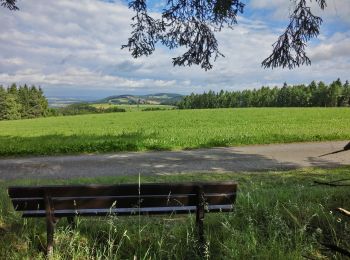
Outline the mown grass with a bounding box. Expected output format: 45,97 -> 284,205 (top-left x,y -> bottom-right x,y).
0,107 -> 349,156
0,167 -> 349,259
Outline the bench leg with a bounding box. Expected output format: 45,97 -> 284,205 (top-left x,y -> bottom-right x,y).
44,194 -> 56,256
67,216 -> 76,230
196,211 -> 205,254
46,216 -> 55,256
196,186 -> 206,257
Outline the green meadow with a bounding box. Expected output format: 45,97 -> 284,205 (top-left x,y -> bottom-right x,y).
0,107 -> 349,156
1,168 -> 349,259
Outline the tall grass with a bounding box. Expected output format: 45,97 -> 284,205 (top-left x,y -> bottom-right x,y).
0,107 -> 349,156
1,167 -> 349,259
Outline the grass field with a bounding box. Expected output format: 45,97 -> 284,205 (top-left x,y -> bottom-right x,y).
1,167 -> 349,259
0,107 -> 349,156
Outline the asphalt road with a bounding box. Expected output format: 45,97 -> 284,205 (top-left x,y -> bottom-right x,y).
0,141 -> 349,180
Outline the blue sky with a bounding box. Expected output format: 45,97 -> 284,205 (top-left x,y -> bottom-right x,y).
0,0 -> 349,98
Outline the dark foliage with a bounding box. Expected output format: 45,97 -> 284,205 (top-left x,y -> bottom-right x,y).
122,0 -> 244,70
51,103 -> 127,116
142,107 -> 167,111
104,106 -> 127,113
262,0 -> 326,69
57,103 -> 100,116
0,0 -> 18,10
178,79 -> 350,109
122,0 -> 327,70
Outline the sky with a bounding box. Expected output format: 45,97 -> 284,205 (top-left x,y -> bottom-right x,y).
0,0 -> 349,98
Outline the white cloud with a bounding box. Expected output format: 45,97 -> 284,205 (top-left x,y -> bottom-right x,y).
0,0 -> 349,97
310,32 -> 350,61
249,0 -> 350,24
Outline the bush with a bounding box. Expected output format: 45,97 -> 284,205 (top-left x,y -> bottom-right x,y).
59,103 -> 99,116
104,107 -> 126,113
142,107 -> 166,111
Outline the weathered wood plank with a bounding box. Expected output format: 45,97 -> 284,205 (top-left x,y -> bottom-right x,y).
8,182 -> 237,198
12,193 -> 236,211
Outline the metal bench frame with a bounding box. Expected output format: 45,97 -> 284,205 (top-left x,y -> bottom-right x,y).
8,181 -> 237,255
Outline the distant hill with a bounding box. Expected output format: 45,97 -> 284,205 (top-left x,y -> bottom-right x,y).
98,93 -> 183,105
47,97 -> 95,108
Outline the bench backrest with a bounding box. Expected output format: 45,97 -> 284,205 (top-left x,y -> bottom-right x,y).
8,182 -> 237,217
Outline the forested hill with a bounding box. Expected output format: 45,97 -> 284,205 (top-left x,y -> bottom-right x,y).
0,84 -> 48,120
178,79 -> 350,109
99,93 -> 183,105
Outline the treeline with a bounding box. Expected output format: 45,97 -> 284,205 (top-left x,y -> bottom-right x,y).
0,84 -> 48,120
178,79 -> 350,109
49,103 -> 126,116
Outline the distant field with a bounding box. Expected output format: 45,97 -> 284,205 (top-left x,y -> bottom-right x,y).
91,103 -> 175,112
0,108 -> 349,156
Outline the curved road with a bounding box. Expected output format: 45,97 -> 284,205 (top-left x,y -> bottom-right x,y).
0,141 -> 349,180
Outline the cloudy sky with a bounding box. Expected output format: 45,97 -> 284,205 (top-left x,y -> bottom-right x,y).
0,0 -> 349,98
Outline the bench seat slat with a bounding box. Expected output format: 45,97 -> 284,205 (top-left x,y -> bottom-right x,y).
12,193 -> 236,211
22,205 -> 234,217
8,182 -> 237,198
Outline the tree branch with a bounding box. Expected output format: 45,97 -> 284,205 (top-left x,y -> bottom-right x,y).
123,0 -> 244,70
0,0 -> 18,10
262,0 -> 324,69
3,0 -> 330,70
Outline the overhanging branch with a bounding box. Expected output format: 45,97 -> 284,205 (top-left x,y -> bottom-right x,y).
0,0 -> 18,10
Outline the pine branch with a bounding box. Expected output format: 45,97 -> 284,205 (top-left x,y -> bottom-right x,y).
0,0 -> 18,10
262,0 -> 324,69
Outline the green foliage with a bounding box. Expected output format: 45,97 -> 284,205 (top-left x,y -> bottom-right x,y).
0,90 -> 21,120
0,108 -> 349,156
178,79 -> 350,109
0,167 -> 349,259
58,103 -> 100,116
103,106 -> 126,113
0,83 -> 48,120
51,103 -> 127,116
141,107 -> 167,111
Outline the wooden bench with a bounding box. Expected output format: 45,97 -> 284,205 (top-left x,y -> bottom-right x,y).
8,181 -> 237,255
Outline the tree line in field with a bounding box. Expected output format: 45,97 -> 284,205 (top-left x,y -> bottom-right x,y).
1,79 -> 350,121
0,84 -> 127,120
0,85 -> 167,120
178,79 -> 350,109
50,103 -> 126,116
0,83 -> 48,120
